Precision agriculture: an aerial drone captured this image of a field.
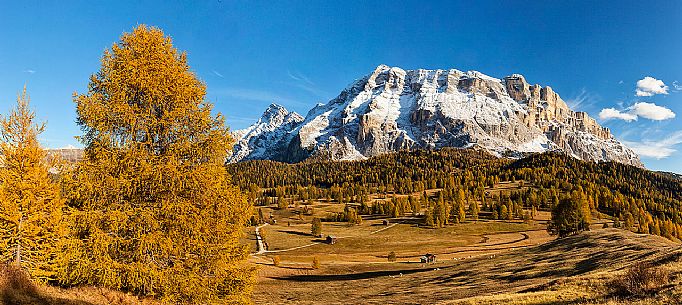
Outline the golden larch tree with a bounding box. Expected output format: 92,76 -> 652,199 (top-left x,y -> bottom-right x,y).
59,25 -> 254,304
0,87 -> 64,282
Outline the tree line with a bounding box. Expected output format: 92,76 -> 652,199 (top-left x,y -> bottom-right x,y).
228,148 -> 682,241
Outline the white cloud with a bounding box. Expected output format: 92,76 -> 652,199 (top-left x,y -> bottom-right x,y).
212,70 -> 224,78
623,131 -> 682,159
629,102 -> 676,120
635,76 -> 669,96
23,69 -> 36,74
598,102 -> 675,122
599,108 -> 638,122
673,81 -> 682,92
59,144 -> 81,150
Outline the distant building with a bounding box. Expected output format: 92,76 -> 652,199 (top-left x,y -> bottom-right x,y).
383,219 -> 389,226
326,235 -> 337,244
420,253 -> 437,264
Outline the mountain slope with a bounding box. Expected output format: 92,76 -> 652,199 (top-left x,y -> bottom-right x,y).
230,65 -> 642,166
254,229 -> 682,305
229,104 -> 304,162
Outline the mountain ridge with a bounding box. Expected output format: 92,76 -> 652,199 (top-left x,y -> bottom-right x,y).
230,65 -> 642,167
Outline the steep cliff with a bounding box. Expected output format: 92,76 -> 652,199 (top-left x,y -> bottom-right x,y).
230,65 -> 642,167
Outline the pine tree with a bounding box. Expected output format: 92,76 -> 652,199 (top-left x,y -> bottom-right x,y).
0,87 -> 64,282
311,217 -> 322,237
424,208 -> 435,227
547,191 -> 591,238
60,25 -> 253,303
468,202 -> 479,222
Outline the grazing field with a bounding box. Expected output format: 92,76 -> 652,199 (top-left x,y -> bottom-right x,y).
253,229 -> 682,305
244,179 -> 682,305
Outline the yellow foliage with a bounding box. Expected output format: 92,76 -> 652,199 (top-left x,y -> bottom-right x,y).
60,25 -> 254,304
0,87 -> 65,282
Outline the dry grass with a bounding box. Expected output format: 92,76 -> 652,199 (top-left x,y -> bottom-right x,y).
612,262 -> 670,296
0,264 -> 161,305
253,229 -> 682,304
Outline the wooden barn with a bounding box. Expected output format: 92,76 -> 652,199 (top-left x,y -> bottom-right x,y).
326,235 -> 337,244
420,253 -> 437,264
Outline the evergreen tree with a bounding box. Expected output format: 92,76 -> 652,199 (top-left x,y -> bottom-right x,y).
61,25 -> 253,303
424,208 -> 435,227
468,202 -> 479,222
0,88 -> 64,282
311,217 -> 322,237
547,191 -> 591,238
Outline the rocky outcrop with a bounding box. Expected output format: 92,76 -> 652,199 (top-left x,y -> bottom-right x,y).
229,104 -> 304,163
230,65 -> 643,167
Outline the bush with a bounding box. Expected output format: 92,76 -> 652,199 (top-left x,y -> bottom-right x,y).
272,256 -> 281,267
312,257 -> 321,269
614,263 -> 669,296
0,264 -> 38,301
388,251 -> 397,262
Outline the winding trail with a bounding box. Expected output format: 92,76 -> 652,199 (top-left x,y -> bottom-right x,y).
253,220 -> 540,259
255,223 -> 269,254
253,220 -> 404,255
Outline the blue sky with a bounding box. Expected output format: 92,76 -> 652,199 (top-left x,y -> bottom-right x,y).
1,1 -> 680,172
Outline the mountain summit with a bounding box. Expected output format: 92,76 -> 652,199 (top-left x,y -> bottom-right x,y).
230,65 -> 642,167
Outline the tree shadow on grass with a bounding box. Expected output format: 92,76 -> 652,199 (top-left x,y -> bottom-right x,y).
271,265 -> 452,282
279,230 -> 313,237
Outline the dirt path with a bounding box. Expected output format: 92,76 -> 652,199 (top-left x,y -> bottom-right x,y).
254,223 -> 269,254
255,220 -> 404,255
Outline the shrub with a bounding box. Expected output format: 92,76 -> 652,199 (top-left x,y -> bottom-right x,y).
614,263 -> 669,296
0,264 -> 38,300
311,217 -> 322,237
312,257 -> 321,269
272,256 -> 281,267
388,251 -> 397,262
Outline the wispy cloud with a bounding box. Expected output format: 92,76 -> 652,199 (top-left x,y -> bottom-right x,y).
673,81 -> 682,92
623,131 -> 682,159
213,87 -> 304,106
287,70 -> 314,86
23,69 -> 36,74
212,70 -> 224,78
599,102 -> 675,122
636,76 -> 669,97
225,115 -> 259,123
566,88 -> 599,111
287,70 -> 331,99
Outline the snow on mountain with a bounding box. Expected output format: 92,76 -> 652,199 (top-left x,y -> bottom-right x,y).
229,104 -> 304,162
229,65 -> 643,167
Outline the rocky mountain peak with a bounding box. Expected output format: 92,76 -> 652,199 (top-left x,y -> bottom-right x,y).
230,65 -> 643,167
259,103 -> 304,127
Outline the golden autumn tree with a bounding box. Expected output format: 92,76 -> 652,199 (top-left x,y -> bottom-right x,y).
59,25 -> 254,304
0,87 -> 64,282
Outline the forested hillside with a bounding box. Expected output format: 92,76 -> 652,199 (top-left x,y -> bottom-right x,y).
227,148 -> 682,241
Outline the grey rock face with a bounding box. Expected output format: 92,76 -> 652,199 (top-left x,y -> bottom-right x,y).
230,65 -> 643,167
229,104 -> 304,163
